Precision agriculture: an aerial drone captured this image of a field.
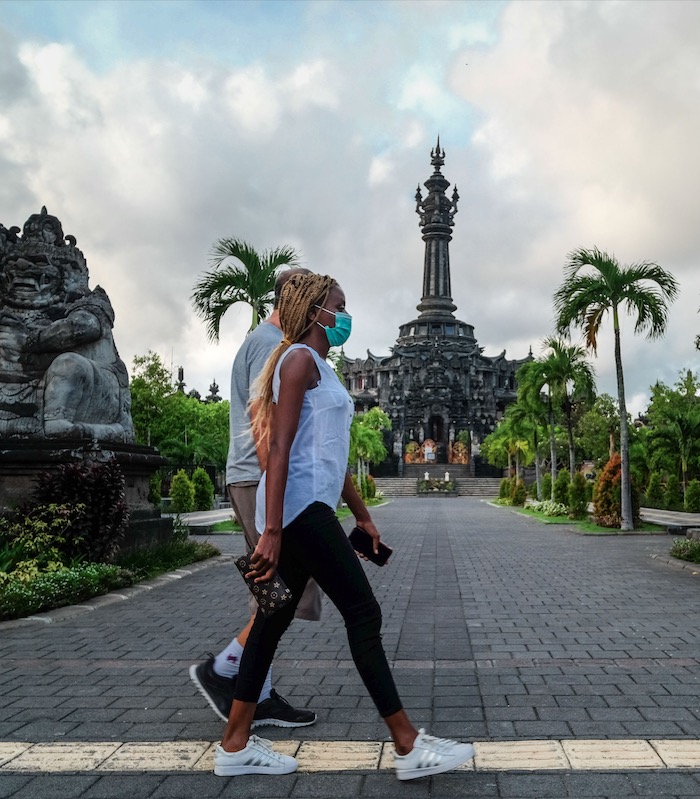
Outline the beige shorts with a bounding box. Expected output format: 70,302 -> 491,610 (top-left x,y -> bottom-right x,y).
227,483 -> 322,621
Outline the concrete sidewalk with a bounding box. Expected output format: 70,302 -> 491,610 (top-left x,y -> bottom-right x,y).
1,498 -> 700,798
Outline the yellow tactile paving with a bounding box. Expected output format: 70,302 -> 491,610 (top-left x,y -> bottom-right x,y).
476,740 -> 569,770
98,742 -> 211,771
0,739 -> 695,772
297,741 -> 383,771
1,742 -> 120,772
562,739 -> 664,769
651,739 -> 700,768
0,743 -> 31,767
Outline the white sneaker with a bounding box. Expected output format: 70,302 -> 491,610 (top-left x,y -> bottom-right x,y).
213,735 -> 298,776
393,729 -> 475,780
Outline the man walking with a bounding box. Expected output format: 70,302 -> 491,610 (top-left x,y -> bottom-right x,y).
190,267 -> 319,728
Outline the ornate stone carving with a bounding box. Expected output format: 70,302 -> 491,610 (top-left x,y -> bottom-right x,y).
0,208 -> 134,442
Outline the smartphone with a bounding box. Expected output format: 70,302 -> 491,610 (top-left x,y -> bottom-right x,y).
349,526 -> 393,567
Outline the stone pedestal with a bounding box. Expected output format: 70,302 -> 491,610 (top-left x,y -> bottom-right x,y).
0,439 -> 173,550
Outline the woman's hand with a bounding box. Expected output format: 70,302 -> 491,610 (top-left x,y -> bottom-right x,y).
247,531 -> 282,582
354,519 -> 382,559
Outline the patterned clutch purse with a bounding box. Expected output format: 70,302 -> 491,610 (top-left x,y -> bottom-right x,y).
234,553 -> 294,617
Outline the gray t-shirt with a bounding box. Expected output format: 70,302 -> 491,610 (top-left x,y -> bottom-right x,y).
225,321 -> 282,485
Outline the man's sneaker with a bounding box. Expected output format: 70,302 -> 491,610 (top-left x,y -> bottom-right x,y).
252,689 -> 317,729
189,656 -> 236,722
393,729 -> 475,781
214,736 -> 298,776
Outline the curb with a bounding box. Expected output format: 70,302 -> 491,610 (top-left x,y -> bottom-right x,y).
647,553 -> 700,575
0,553 -> 234,630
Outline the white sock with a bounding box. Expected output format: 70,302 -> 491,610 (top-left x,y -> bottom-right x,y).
258,667 -> 273,702
213,638 -> 244,679
214,639 -> 273,703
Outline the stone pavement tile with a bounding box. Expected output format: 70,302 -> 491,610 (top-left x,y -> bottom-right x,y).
477,741 -> 569,770
9,775 -> 99,798
629,772 -> 700,795
430,772 -> 500,796
562,740 -> 664,769
290,773 -> 363,797
151,774 -> 227,798
562,771 -> 636,796
2,742 -> 119,772
359,773 -> 431,797
496,772 -> 569,797
651,739 -> 700,768
81,775 -> 167,798
0,776 -> 32,798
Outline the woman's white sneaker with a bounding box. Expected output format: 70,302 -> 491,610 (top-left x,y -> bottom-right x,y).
214,735 -> 298,776
393,729 -> 475,780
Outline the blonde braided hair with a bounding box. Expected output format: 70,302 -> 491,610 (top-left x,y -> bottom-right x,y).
250,273 -> 337,446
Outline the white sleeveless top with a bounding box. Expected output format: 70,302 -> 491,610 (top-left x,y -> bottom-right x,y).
255,344 -> 354,532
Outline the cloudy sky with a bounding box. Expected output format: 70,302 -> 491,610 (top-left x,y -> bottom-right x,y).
1,0 -> 698,414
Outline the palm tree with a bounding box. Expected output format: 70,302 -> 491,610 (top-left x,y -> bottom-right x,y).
554,247 -> 679,530
648,406 -> 700,498
540,337 -> 596,479
191,237 -> 301,341
515,360 -> 550,500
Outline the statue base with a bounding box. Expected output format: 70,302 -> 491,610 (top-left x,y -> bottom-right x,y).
0,439 -> 173,550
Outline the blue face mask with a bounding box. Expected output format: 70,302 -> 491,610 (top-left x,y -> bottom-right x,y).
315,306 -> 352,347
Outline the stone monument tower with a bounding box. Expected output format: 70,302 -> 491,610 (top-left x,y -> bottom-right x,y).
342,141 -> 531,475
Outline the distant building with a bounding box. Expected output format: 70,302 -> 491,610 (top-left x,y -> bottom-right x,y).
341,141 -> 531,475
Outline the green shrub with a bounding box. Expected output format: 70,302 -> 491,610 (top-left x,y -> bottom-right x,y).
148,471 -> 163,506
568,471 -> 588,520
553,470 -> 571,506
664,474 -> 683,511
115,539 -> 219,580
0,563 -> 134,621
511,479 -> 527,506
645,472 -> 664,509
499,478 -> 510,499
170,469 -> 195,513
669,537 -> 700,564
528,481 -> 539,500
585,480 -> 594,503
364,474 -> 376,500
542,473 -> 552,501
33,460 -> 129,563
685,480 -> 700,513
192,467 -> 214,511
0,503 -> 84,573
530,499 -> 568,517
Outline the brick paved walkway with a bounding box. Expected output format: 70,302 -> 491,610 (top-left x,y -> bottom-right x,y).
1,498 -> 699,798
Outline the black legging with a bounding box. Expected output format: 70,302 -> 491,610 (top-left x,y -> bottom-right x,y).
234,501 -> 402,718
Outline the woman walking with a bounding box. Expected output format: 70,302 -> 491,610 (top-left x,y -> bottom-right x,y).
214,272 -> 474,781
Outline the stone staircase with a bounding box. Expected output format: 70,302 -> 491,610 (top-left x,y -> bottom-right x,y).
375,477 -> 502,498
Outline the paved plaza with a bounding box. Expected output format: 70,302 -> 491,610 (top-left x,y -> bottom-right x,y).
1,497 -> 700,798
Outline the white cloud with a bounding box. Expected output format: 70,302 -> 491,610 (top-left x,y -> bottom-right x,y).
0,0 -> 698,418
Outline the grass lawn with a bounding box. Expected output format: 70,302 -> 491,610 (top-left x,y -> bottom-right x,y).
509,504 -> 666,535
336,497 -> 388,521
209,519 -> 242,533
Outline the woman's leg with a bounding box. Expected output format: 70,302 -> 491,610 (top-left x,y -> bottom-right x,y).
286,505 -> 412,725
221,535 -> 313,752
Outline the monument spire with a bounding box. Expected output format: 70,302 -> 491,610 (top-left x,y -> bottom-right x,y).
414,138 -> 459,318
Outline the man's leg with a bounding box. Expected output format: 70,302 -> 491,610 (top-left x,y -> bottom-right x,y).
189,483 -> 315,727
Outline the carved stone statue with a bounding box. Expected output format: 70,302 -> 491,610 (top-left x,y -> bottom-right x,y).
0,208 -> 134,442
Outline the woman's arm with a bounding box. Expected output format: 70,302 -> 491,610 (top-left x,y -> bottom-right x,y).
342,472 -> 382,556
249,348 -> 319,581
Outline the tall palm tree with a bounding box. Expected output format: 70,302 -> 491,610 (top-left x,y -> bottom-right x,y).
191,237 -> 301,341
540,337 -> 596,479
554,247 -> 679,530
515,360 -> 550,500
